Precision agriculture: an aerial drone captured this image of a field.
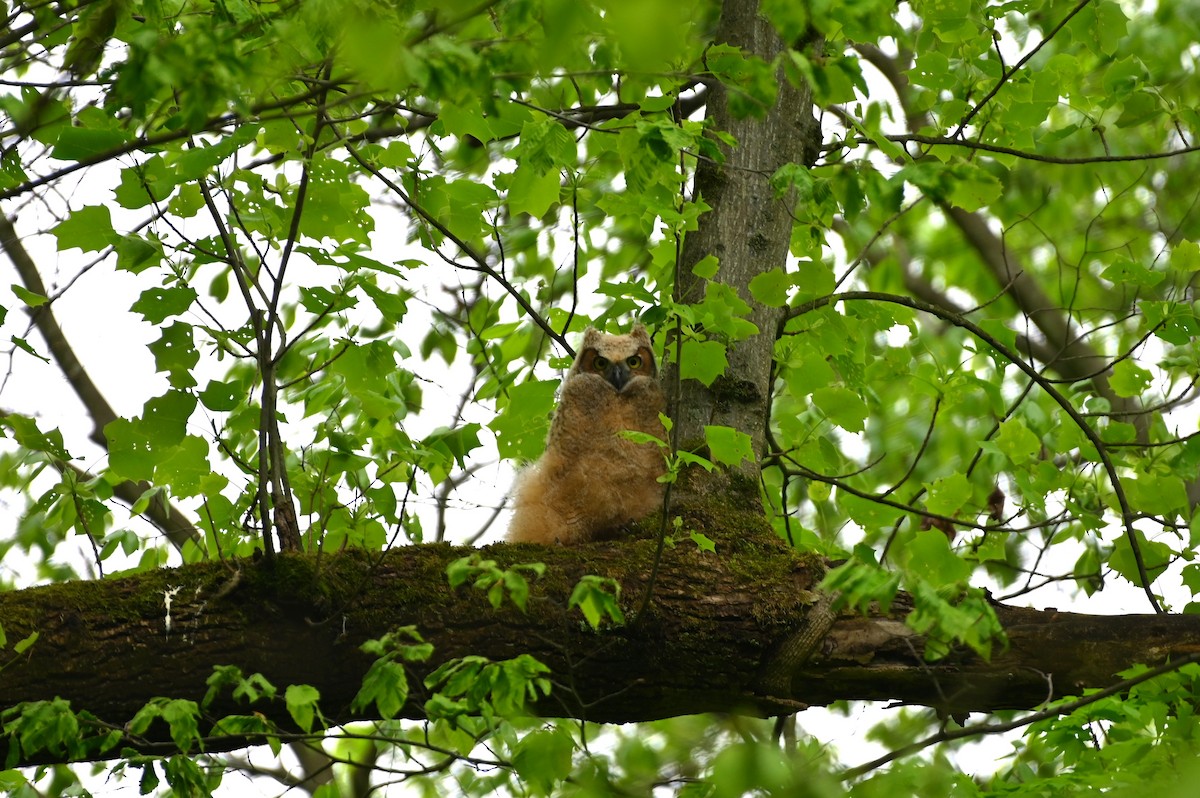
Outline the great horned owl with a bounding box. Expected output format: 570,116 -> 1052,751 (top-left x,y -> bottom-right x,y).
507,325 -> 667,544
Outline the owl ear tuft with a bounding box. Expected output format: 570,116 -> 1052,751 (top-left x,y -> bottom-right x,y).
579,327 -> 602,350
629,324 -> 651,346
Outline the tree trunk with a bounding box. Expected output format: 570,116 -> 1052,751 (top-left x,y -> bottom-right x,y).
1,536 -> 1197,768
666,0 -> 820,489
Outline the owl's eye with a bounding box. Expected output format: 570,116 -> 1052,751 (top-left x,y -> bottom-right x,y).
593,356 -> 610,371
626,355 -> 642,369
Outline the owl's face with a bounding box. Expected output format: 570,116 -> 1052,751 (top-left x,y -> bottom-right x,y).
573,326 -> 657,392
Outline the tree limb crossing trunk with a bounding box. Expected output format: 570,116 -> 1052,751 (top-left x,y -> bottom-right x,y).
0,544 -> 1196,767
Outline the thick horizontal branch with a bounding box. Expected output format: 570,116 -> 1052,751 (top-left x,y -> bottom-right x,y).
1,520 -> 1198,768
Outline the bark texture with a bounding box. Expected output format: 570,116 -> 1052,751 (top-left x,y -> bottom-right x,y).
666,0 -> 820,478
1,532 -> 1198,768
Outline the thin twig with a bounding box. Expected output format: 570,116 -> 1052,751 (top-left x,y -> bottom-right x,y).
842,651 -> 1200,779
790,291 -> 1163,613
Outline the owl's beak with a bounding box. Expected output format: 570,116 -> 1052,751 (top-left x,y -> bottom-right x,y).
605,362 -> 631,391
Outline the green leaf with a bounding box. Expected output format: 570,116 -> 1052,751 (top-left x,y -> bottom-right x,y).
353,658 -> 409,719
10,335 -> 48,363
1110,530 -> 1172,587
692,255 -> 720,280
840,491 -> 905,529
512,728 -> 575,795
1109,359 -> 1153,398
508,164 -> 561,218
131,286 -> 199,324
51,205 -> 117,252
675,450 -> 715,472
13,631 -> 38,655
423,424 -> 483,475
9,698 -> 80,758
679,339 -> 728,386
205,666 -> 277,707
130,698 -> 201,754
748,268 -> 793,307
62,0 -> 120,77
568,575 -> 625,630
446,554 -> 542,612
1101,257 -> 1164,289
811,386 -> 868,433
1170,239 -> 1200,273
104,418 -> 155,482
105,391 -> 197,482
446,555 -> 477,589
704,425 -> 755,467
707,45 -> 780,117
761,0 -> 810,44
50,124 -> 128,162
489,380 -> 557,461
1183,563 -> 1200,596
694,282 -> 757,340
902,530 -> 971,586
134,761 -> 159,795
163,755 -> 208,795
299,285 -> 357,315
502,570 -> 532,612
149,322 -> 200,388
167,183 -> 205,218
972,533 -> 1008,563
3,411 -> 71,459
1124,471 -> 1189,516
905,582 -> 1004,660
923,473 -> 971,517
115,235 -> 160,273
1089,0 -> 1128,56
947,163 -> 1003,212
710,742 -> 791,798
160,699 -> 201,752
199,380 -> 241,412
142,390 -> 197,446
155,435 -> 210,498
439,100 -> 496,143
10,284 -> 47,308
285,684 -> 321,733
995,419 -> 1041,465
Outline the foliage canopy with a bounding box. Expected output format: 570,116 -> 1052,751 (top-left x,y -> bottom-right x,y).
2,0 -> 1200,794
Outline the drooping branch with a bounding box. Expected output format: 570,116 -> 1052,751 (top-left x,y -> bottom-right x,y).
0,215 -> 200,549
848,42 -> 1150,437
834,133 -> 1200,165
787,290 -> 1162,612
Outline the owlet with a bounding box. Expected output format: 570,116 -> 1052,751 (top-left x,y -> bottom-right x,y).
507,325 -> 667,544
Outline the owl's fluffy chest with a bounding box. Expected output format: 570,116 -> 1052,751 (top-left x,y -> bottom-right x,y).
551,378 -> 663,452
506,325 -> 668,545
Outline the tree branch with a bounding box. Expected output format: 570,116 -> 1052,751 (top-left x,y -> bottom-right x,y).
0,215 -> 200,549
0,542 -> 1196,769
788,291 -> 1163,613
